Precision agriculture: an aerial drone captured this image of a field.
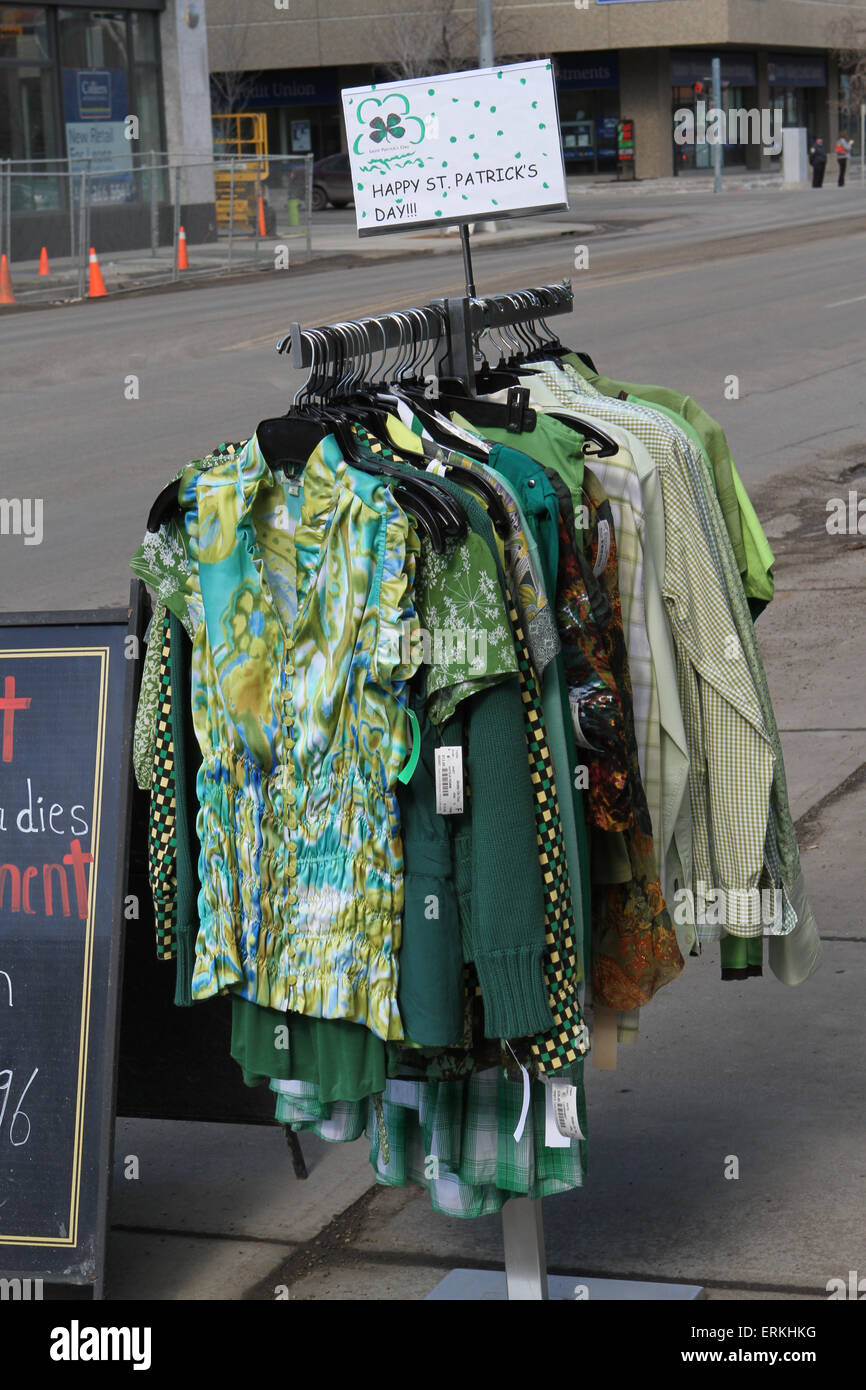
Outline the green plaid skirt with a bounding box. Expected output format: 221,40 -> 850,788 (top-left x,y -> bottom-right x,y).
272,1066 -> 587,1218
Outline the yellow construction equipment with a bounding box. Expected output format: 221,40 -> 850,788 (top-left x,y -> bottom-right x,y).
212,112 -> 271,234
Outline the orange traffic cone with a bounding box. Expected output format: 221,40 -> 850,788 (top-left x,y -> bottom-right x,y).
176,225 -> 189,270
257,194 -> 267,238
0,253 -> 14,305
88,246 -> 106,298
38,246 -> 50,276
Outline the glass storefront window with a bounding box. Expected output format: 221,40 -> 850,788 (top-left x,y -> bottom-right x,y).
134,64 -> 162,153
130,9 -> 156,62
58,8 -> 128,70
0,63 -> 59,162
0,5 -> 50,62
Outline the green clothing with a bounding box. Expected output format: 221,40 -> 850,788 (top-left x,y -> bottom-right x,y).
397,686 -> 468,1048
449,428 -> 593,974
352,424 -> 554,1041
273,1067 -> 587,1216
231,998 -> 387,1103
168,612 -> 201,1008
456,410 -> 587,527
561,353 -> 775,613
357,427 -> 588,1068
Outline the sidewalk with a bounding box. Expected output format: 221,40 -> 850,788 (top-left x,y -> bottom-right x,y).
1,169 -> 792,306
102,453 -> 866,1302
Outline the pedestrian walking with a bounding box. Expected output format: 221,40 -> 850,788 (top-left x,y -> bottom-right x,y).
835,133 -> 853,186
809,136 -> 827,188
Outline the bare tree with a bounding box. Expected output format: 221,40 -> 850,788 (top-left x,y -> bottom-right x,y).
383,0 -> 532,81
832,16 -> 866,135
209,17 -> 260,114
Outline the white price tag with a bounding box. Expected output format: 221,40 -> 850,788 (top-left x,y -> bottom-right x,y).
435,745 -> 464,815
551,1082 -> 586,1141
544,1083 -> 571,1148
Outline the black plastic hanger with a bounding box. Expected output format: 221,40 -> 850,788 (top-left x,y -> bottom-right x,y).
378,389 -> 512,538
548,412 -> 619,459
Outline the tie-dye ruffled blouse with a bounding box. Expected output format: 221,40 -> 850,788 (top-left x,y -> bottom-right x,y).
179,432 -> 420,1041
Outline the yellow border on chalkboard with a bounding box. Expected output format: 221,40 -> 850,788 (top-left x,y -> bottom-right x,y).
0,645 -> 109,1248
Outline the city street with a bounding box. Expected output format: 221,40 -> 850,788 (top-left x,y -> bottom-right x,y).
2,184 -> 865,1301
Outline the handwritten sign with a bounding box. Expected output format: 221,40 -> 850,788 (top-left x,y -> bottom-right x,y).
0,607 -> 136,1293
342,59 -> 568,236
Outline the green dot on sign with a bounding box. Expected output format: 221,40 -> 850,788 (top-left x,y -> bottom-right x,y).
520,78 -> 526,85
539,123 -> 546,130
497,130 -> 503,136
450,136 -> 457,143
435,210 -> 442,216
543,182 -> 549,189
473,152 -> 479,159
497,71 -> 503,79
428,88 -> 434,95
546,63 -> 551,70
474,100 -> 480,107
469,133 -> 475,139
492,199 -> 498,206
490,105 -> 496,112
361,211 -> 366,218
357,183 -> 363,190
462,194 -> 468,200
532,101 -> 538,109
515,152 -> 521,158
442,160 -> 448,167
452,97 -> 459,103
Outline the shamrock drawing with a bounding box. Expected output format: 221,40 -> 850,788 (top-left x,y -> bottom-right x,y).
369,112 -> 406,143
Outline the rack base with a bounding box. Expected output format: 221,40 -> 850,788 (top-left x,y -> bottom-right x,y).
426,1270 -> 706,1301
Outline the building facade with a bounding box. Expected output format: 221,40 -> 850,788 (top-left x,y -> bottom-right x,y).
0,1 -> 214,254
205,0 -> 853,179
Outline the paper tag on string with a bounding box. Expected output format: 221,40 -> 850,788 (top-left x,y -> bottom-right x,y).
593,519 -> 611,577
543,1083 -> 571,1148
434,745 -> 463,815
505,1042 -> 532,1144
551,1082 -> 586,1140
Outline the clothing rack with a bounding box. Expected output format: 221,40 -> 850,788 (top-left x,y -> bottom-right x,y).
278,280 -> 575,1301
283,282 -> 574,398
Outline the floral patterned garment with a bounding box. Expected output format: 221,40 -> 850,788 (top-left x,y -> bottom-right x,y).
175,432 -> 421,1040
414,531 -> 519,725
558,469 -> 684,1010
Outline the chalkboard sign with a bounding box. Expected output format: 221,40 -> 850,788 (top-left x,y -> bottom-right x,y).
0,603 -> 137,1295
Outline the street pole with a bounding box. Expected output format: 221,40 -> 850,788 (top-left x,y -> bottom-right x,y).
477,0 -> 496,235
477,0 -> 494,66
861,102 -> 865,186
712,57 -> 723,194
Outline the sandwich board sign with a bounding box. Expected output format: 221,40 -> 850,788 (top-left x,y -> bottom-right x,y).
342,59 -> 568,235
0,606 -> 137,1297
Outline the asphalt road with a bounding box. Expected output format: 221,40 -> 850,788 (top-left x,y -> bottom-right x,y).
1,186 -> 864,611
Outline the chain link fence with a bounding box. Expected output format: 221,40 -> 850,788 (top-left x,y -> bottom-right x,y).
0,152 -> 313,304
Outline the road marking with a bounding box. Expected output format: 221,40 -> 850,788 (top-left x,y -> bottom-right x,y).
826,292 -> 866,307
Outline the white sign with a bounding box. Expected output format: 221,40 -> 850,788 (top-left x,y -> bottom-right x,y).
342,59 -> 568,237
